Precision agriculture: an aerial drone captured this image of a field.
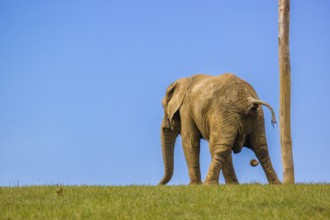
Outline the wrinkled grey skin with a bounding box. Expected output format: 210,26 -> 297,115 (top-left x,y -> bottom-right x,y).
159,73 -> 281,185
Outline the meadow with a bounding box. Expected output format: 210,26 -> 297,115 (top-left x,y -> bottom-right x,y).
1,184 -> 329,219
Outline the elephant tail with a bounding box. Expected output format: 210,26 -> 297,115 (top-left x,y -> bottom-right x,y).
248,97 -> 277,127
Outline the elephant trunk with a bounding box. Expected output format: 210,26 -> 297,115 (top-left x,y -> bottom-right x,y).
158,122 -> 178,185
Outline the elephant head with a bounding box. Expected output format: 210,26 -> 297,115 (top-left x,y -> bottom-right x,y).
161,77 -> 192,130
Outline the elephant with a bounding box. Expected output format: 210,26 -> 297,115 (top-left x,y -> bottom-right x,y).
159,73 -> 281,185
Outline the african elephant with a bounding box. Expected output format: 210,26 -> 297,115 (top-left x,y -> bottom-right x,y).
159,73 -> 281,185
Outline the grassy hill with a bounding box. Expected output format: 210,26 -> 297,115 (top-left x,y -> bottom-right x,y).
1,184 -> 329,219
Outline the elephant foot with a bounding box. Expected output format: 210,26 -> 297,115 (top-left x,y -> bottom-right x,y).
203,180 -> 219,185
204,175 -> 220,185
189,181 -> 202,185
225,181 -> 239,185
267,175 -> 282,185
270,180 -> 282,185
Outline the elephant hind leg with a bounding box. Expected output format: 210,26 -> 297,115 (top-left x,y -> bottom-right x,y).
254,146 -> 281,184
204,144 -> 232,185
204,124 -> 238,185
222,151 -> 239,184
249,132 -> 281,184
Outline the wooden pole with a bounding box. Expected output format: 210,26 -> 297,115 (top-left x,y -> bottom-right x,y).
278,0 -> 295,183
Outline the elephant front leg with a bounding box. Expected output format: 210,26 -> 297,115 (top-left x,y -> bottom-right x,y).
222,151 -> 239,184
204,145 -> 231,185
182,135 -> 202,185
180,114 -> 202,185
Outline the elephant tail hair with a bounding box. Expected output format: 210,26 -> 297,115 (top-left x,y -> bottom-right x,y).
247,97 -> 277,127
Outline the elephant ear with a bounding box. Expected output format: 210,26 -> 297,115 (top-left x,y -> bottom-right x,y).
162,77 -> 192,129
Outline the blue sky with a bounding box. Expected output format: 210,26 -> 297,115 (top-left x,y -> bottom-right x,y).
0,1 -> 329,186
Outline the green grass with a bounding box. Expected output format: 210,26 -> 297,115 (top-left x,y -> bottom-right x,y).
1,184 -> 329,219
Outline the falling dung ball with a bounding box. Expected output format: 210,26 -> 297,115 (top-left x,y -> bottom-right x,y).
250,159 -> 259,167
